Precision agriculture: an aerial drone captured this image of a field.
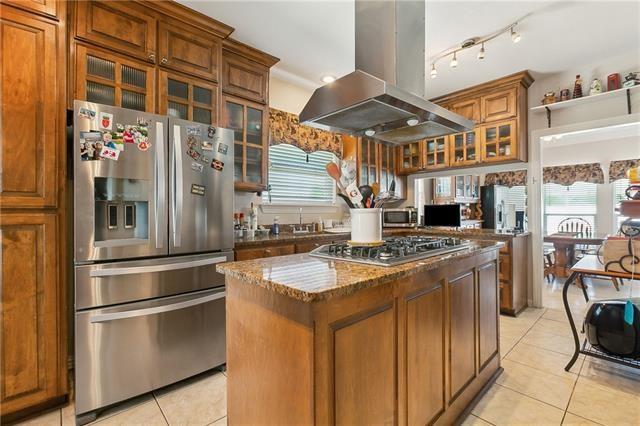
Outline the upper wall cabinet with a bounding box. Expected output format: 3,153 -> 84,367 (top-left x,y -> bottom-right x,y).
221,39 -> 279,105
3,0 -> 59,19
75,44 -> 156,112
159,70 -> 218,125
481,87 -> 516,123
1,5 -> 59,208
158,19 -> 221,82
448,98 -> 480,123
75,1 -> 157,63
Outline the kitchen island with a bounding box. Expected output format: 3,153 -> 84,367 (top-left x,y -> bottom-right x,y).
217,240 -> 503,425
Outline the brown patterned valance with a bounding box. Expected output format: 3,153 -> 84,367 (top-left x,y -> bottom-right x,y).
543,163 -> 605,186
269,108 -> 342,158
484,170 -> 527,187
609,159 -> 640,181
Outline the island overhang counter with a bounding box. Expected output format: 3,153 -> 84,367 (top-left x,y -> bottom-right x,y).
217,240 -> 503,425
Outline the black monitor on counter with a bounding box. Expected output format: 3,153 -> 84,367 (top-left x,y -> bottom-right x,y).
423,204 -> 461,227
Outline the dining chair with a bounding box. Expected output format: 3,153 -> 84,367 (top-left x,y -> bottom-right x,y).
543,247 -> 555,282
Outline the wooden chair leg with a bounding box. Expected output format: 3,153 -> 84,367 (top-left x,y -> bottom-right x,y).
611,277 -> 620,291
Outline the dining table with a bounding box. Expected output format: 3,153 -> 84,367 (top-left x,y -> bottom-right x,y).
544,232 -> 607,278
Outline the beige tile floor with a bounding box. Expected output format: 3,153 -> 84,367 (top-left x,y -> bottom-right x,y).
17,277 -> 640,426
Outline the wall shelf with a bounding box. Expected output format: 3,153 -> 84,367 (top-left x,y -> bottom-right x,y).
530,85 -> 640,127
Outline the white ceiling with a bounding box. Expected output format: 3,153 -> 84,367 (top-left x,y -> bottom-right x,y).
180,1 -> 639,99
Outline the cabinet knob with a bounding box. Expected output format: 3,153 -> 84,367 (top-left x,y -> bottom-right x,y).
161,57 -> 168,64
265,249 -> 272,253
148,53 -> 155,62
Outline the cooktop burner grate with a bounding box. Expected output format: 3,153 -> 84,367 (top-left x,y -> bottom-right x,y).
309,236 -> 470,266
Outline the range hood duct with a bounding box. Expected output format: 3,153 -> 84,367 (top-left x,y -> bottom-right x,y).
299,0 -> 474,144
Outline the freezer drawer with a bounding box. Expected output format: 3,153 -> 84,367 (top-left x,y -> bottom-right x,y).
75,251 -> 233,309
75,288 -> 226,416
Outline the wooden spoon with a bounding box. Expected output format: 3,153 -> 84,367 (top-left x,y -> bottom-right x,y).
326,162 -> 344,191
371,182 -> 380,197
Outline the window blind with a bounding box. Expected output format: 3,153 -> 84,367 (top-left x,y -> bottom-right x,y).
543,182 -> 597,234
613,178 -> 630,231
262,144 -> 336,204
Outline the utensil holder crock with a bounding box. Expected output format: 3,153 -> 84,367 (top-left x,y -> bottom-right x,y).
350,208 -> 382,244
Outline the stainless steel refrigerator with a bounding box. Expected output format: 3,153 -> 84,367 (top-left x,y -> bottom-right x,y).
73,101 -> 233,421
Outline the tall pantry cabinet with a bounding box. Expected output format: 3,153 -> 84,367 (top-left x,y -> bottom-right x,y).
0,0 -> 69,421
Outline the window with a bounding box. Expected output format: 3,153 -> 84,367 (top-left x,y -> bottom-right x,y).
504,186 -> 527,211
543,182 -> 597,235
262,144 -> 336,205
613,178 -> 629,232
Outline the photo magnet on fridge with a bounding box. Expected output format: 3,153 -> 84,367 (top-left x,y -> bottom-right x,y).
190,183 -> 206,196
78,107 -> 96,120
80,131 -> 103,161
201,155 -> 210,164
207,126 -> 216,138
186,126 -> 201,136
138,140 -> 150,151
186,135 -> 198,148
211,158 -> 224,171
190,162 -> 204,173
187,148 -> 201,161
217,142 -> 228,155
201,140 -> 213,151
100,145 -> 120,161
100,112 -> 114,131
136,117 -> 150,127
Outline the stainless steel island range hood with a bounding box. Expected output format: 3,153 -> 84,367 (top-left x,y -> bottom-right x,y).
299,0 -> 474,144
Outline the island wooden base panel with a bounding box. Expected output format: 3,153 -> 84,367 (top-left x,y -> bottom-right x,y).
226,250 -> 500,425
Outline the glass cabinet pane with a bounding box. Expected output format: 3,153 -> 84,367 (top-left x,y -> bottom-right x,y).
86,81 -> 115,106
121,64 -> 146,89
87,55 -> 115,81
234,143 -> 243,181
168,101 -> 187,119
121,90 -> 145,111
499,124 -> 511,138
485,127 -> 497,142
193,107 -> 211,124
246,107 -> 263,145
246,146 -> 263,184
225,102 -> 244,142
168,79 -> 189,100
193,86 -> 212,106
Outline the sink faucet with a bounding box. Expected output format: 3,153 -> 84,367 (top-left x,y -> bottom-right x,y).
299,207 -> 303,226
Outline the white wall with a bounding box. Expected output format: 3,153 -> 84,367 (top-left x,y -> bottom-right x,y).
233,76 -> 350,226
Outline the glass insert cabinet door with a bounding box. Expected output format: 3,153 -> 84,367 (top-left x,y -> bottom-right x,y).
222,95 -> 268,191
358,137 -> 378,186
76,45 -> 155,112
399,140 -> 423,172
450,130 -> 479,166
159,71 -> 218,125
424,136 -> 448,169
482,119 -> 517,162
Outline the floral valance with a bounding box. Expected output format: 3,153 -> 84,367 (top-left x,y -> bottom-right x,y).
484,170 -> 527,187
543,163 -> 605,186
269,108 -> 342,158
609,159 -> 640,182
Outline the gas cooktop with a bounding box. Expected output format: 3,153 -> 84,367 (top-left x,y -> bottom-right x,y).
309,236 -> 470,267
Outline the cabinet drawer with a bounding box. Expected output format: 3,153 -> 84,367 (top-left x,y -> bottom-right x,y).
158,20 -> 221,82
481,88 -> 516,122
75,1 -> 156,63
222,51 -> 269,103
235,244 -> 295,261
4,0 -> 59,19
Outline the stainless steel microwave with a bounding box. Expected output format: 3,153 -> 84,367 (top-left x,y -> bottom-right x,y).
383,208 -> 418,228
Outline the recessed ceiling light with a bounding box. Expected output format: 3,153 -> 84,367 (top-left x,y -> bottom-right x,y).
321,75 -> 336,83
407,118 -> 420,126
364,129 -> 376,137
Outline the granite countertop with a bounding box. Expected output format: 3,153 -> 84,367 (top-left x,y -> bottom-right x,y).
218,240 -> 503,302
234,228 -> 528,248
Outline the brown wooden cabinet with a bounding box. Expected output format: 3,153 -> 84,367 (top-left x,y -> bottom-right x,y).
222,95 -> 269,191
478,262 -> 499,368
74,1 -> 156,63
235,244 -> 295,261
424,136 -> 449,170
75,44 -> 156,112
497,235 -> 529,315
221,50 -> 269,104
158,19 -> 221,82
449,271 -> 477,399
448,98 -> 480,123
1,6 -> 58,208
159,70 -> 218,125
3,0 -> 59,19
397,140 -> 424,175
481,87 -> 516,122
355,138 -> 405,198
449,130 -> 480,167
481,119 -> 518,162
357,137 -> 378,186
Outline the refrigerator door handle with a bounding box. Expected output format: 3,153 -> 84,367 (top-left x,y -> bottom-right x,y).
173,124 -> 183,247
89,256 -> 228,277
89,290 -> 225,323
155,121 -> 166,249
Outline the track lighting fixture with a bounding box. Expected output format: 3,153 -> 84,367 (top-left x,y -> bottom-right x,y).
450,52 -> 458,68
430,63 -> 437,79
477,43 -> 485,60
511,27 -> 521,43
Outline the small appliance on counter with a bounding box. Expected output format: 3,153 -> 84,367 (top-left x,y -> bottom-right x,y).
382,207 -> 418,227
73,101 -> 233,422
584,298 -> 640,359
